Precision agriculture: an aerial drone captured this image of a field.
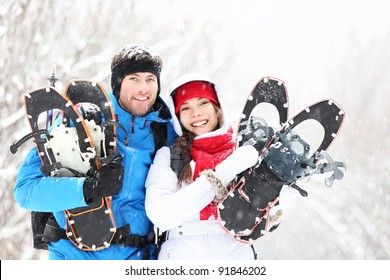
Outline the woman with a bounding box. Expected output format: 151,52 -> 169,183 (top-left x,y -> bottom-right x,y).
145,73 -> 259,259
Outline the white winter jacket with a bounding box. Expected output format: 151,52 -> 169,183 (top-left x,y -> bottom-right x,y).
145,145 -> 221,232
145,73 -> 229,232
145,74 -> 255,259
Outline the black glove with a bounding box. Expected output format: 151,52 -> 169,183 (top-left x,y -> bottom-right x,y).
83,154 -> 125,204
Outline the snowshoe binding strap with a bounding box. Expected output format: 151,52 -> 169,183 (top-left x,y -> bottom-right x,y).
10,129 -> 49,154
101,119 -> 129,147
39,161 -> 63,177
309,150 -> 346,187
238,116 -> 275,152
262,128 -> 316,184
288,183 -> 308,197
262,99 -> 345,187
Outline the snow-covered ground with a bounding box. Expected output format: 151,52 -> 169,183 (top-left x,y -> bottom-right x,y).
1,0 -> 389,260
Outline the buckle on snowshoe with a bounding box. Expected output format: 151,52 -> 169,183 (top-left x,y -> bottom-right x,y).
238,116 -> 274,151
40,162 -> 63,176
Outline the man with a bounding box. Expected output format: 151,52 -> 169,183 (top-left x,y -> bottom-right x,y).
13,44 -> 176,259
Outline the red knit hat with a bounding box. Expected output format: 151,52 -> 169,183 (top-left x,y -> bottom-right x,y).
174,81 -> 220,115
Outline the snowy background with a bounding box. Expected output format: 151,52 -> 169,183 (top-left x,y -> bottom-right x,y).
1,0 -> 389,260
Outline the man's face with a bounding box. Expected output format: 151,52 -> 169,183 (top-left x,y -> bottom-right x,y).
118,72 -> 158,116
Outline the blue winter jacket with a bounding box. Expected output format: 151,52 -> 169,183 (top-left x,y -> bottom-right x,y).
14,92 -> 176,260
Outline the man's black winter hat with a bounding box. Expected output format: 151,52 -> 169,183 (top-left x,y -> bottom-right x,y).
110,44 -> 162,99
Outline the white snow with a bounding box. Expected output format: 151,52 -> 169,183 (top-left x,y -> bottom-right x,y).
1,0 -> 389,261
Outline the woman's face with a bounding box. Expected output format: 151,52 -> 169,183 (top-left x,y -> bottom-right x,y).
178,97 -> 219,136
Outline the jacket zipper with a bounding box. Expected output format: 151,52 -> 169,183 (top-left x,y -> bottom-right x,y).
131,115 -> 135,134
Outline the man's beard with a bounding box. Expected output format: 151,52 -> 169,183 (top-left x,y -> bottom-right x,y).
118,99 -> 154,117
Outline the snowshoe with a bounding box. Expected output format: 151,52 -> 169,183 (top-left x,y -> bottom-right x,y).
10,81 -> 120,251
218,77 -> 288,238
220,96 -> 345,243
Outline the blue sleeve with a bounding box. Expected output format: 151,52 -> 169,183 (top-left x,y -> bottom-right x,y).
14,147 -> 89,212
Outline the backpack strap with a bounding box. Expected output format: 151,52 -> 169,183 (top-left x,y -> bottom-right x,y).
169,144 -> 184,177
151,122 -> 167,153
111,224 -> 155,260
31,211 -> 52,250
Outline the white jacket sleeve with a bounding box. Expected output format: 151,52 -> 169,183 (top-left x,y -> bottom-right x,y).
145,146 -> 216,232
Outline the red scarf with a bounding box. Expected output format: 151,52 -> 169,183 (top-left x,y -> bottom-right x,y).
190,128 -> 235,220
